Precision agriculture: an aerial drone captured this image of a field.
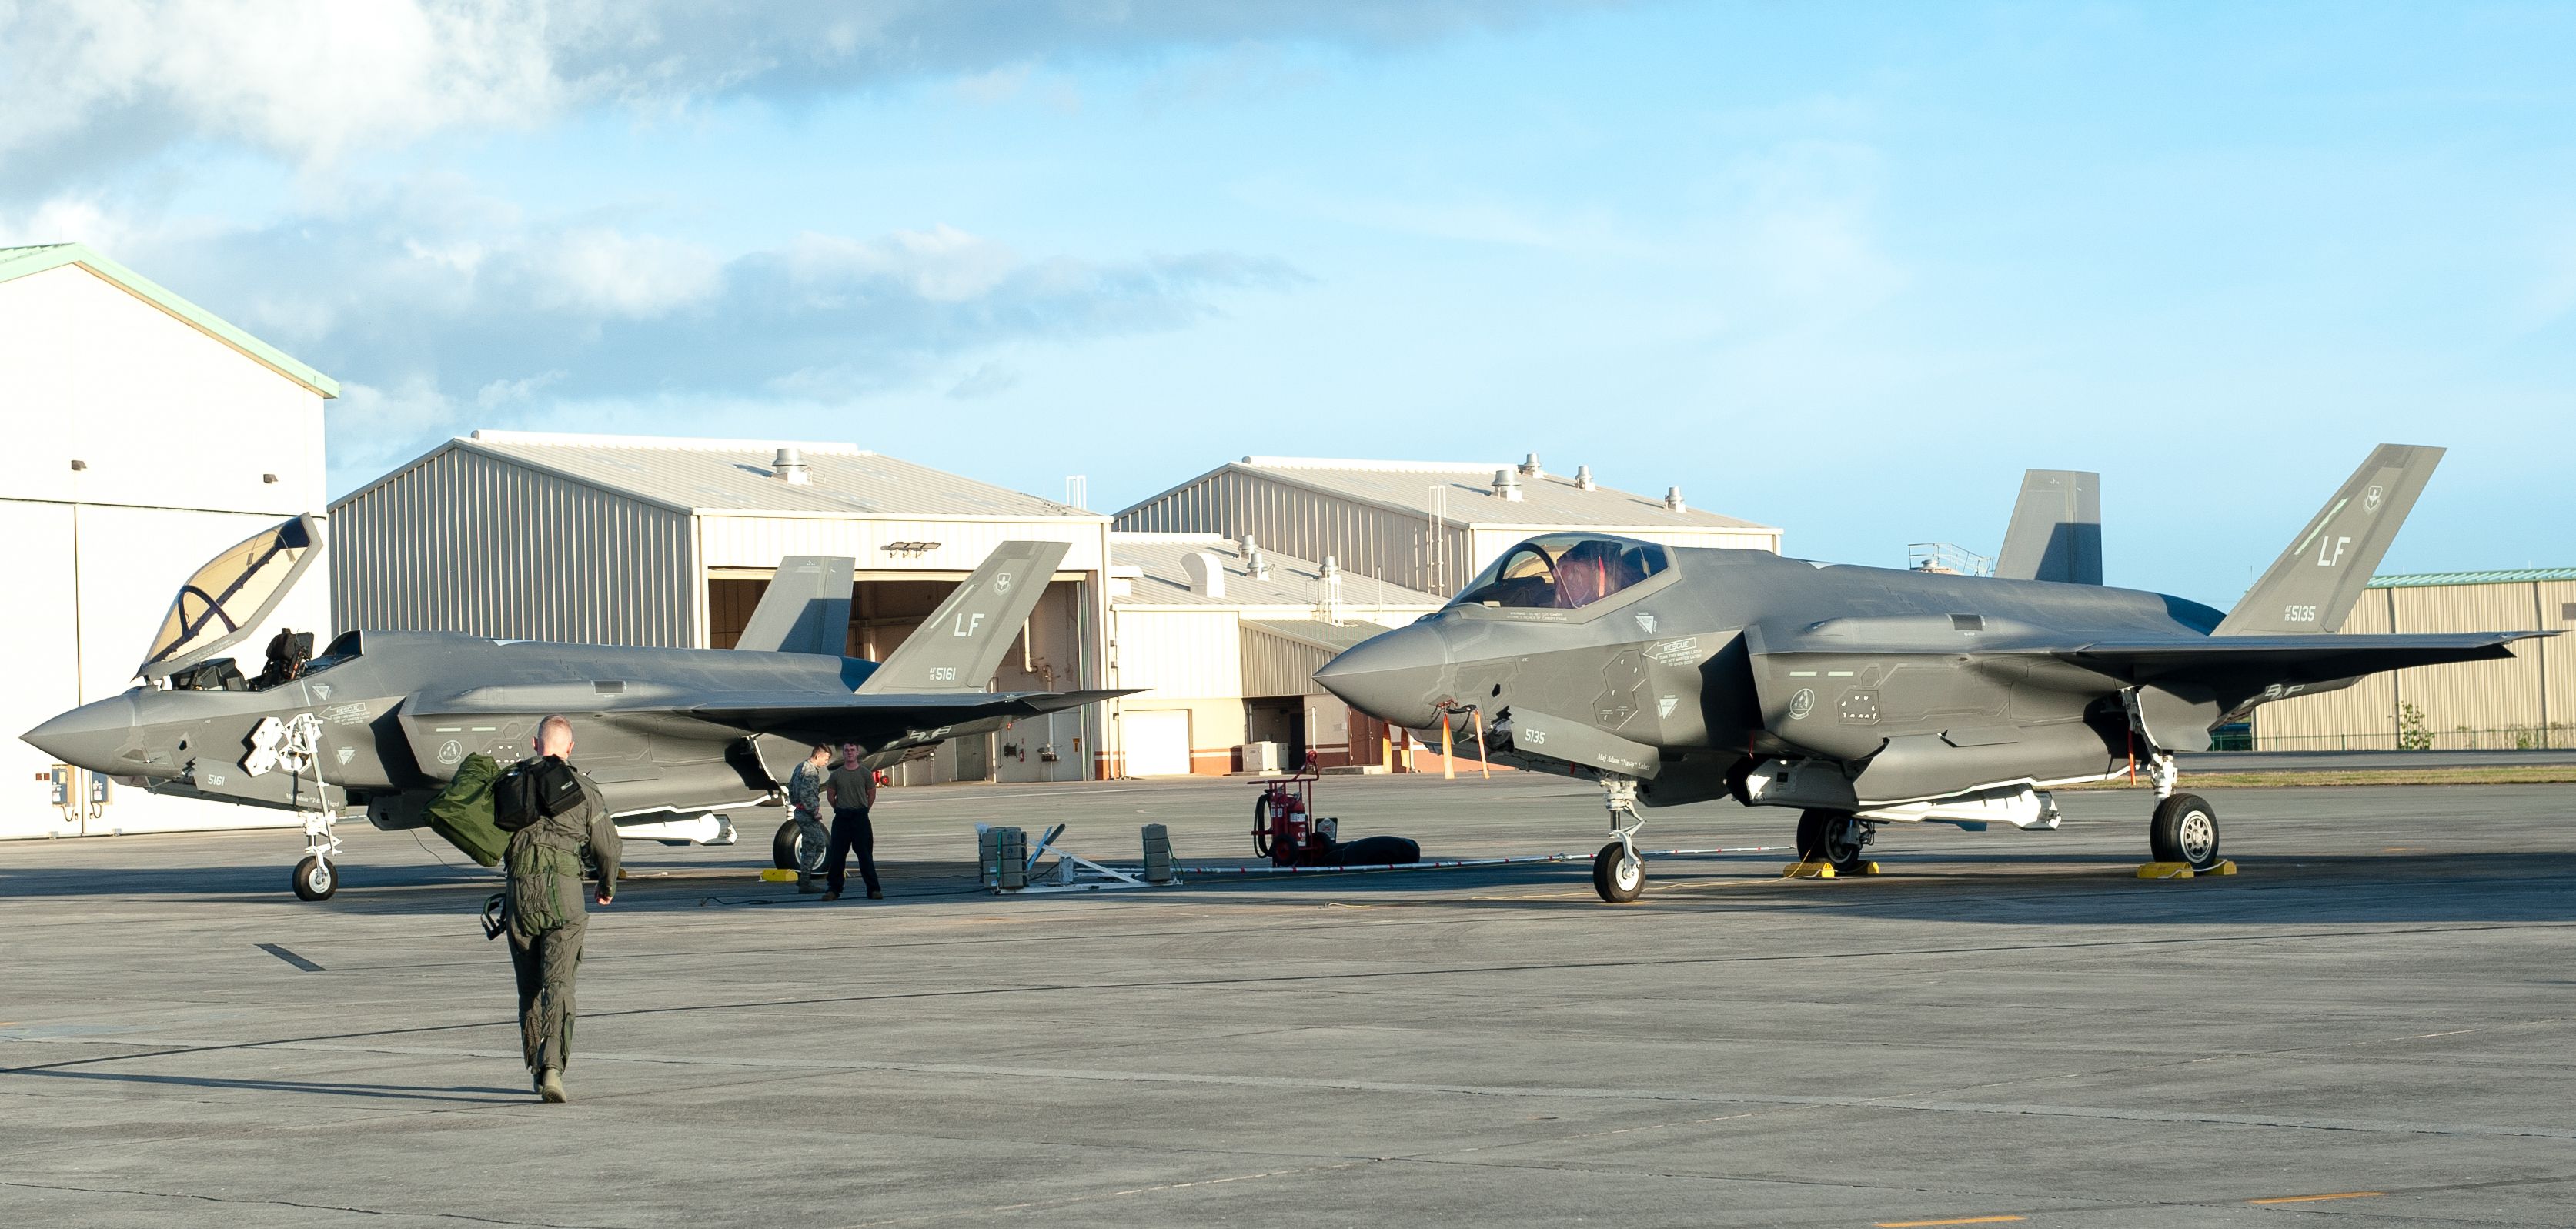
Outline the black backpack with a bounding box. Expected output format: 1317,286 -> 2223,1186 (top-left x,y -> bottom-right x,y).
493,756 -> 585,831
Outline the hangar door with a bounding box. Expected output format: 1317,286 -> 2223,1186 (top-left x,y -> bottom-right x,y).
1123,710 -> 1191,776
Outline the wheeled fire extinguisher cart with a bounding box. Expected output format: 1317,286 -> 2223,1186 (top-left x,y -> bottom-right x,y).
1248,760 -> 1338,867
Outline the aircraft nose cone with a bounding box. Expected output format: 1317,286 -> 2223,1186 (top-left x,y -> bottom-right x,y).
22,695 -> 137,772
1314,623 -> 1452,729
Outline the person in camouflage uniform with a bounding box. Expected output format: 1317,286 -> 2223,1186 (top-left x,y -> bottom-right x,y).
504,716 -> 621,1104
787,743 -> 833,893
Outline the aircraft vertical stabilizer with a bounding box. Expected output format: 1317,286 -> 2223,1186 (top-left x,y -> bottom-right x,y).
1994,469 -> 2102,584
2215,443 -> 2441,636
736,556 -> 856,655
857,541 -> 1070,693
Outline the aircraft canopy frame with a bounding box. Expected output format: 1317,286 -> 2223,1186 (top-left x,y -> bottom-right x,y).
138,514 -> 326,681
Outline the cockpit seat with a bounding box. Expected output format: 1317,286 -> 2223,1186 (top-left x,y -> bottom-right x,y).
252,629 -> 314,690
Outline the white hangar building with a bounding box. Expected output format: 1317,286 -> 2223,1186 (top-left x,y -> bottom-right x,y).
330,431 -> 1114,784
1105,533 -> 1445,776
2,243 -> 339,840
1115,454 -> 1782,596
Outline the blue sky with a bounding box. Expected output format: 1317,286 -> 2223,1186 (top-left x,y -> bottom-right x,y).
5,2 -> 2570,605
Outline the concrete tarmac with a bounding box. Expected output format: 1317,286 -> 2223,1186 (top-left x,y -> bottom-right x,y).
5,773 -> 2574,1227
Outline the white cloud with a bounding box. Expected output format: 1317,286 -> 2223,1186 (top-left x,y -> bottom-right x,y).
786,225 -> 1022,304
0,0 -> 1591,194
526,229 -> 723,317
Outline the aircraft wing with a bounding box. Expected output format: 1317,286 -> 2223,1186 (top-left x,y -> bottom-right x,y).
1742,620 -> 2551,753
2059,632 -> 2542,686
681,688 -> 1137,735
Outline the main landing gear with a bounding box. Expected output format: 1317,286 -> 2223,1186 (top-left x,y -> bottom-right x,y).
1590,775 -> 1647,903
2139,752 -> 2223,871
1794,809 -> 1875,874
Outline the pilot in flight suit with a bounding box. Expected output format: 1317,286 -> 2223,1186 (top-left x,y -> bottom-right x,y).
503,716 -> 621,1104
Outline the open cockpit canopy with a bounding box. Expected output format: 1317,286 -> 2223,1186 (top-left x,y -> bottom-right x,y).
1452,533 -> 1670,610
139,514 -> 325,680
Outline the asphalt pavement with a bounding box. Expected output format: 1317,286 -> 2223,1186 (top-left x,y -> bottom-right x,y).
5,773 -> 2575,1227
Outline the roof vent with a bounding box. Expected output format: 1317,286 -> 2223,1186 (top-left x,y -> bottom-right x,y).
1182,550 -> 1227,599
771,447 -> 810,485
1492,469 -> 1523,501
1318,556 -> 1345,624
1575,465 -> 1595,491
1519,452 -> 1542,478
1242,533 -> 1272,581
1665,486 -> 1686,513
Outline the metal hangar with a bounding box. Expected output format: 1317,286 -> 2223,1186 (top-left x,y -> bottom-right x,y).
2,243 -> 339,840
329,430 -> 1114,783
1104,533 -> 1444,776
1114,453 -> 1782,596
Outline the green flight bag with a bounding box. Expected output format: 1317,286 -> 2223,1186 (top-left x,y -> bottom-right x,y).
424,752 -> 508,867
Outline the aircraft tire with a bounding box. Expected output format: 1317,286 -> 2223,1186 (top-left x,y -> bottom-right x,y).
1796,810 -> 1869,872
2150,793 -> 2221,870
772,819 -> 803,870
291,855 -> 337,901
1592,842 -> 1644,903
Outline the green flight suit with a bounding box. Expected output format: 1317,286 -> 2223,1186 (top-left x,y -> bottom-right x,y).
503,762 -> 620,1076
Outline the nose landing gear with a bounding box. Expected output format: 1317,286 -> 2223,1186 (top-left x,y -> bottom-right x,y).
292,853 -> 336,901
1591,775 -> 1646,903
291,808 -> 342,900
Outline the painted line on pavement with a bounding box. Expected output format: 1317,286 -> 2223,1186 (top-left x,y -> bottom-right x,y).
2247,1191 -> 2383,1205
256,944 -> 322,972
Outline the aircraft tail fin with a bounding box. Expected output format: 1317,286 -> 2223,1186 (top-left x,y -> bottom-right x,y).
2214,443 -> 2442,636
1994,469 -> 2102,584
736,556 -> 856,655
857,541 -> 1070,693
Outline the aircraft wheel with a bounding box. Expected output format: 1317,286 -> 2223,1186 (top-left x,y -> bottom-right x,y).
291,855 -> 337,901
772,819 -> 803,870
1592,842 -> 1644,903
2150,793 -> 2222,870
1795,810 -> 1869,872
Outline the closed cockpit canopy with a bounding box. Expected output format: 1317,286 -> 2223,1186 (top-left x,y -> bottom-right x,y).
138,514 -> 326,680
1452,533 -> 1670,610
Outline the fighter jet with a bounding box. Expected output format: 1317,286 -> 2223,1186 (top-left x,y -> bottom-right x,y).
1314,445 -> 2550,903
23,528 -> 1128,900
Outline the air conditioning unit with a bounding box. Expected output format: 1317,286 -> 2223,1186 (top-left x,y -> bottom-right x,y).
1241,741 -> 1288,773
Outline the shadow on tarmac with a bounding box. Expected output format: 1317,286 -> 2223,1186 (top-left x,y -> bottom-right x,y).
5,1067 -> 527,1104
8,852 -> 2576,928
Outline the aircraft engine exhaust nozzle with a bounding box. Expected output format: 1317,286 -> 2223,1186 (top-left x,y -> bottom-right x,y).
1313,623 -> 1451,730
24,694 -> 139,773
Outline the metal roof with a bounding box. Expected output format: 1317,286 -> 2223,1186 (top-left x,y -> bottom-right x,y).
1131,456 -> 1776,533
1243,619 -> 1390,653
2369,567 -> 2576,589
0,242 -> 340,397
1112,533 -> 1442,611
451,430 -> 1098,519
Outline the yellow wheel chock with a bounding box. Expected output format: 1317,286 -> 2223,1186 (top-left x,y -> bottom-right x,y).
1781,859 -> 1878,879
2137,860 -> 2237,880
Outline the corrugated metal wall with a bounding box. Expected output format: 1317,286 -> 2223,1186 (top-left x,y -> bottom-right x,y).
1118,470 -> 1468,593
1241,627 -> 1337,697
2254,581 -> 2570,750
330,446 -> 695,646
